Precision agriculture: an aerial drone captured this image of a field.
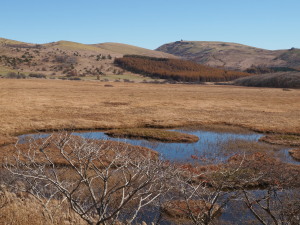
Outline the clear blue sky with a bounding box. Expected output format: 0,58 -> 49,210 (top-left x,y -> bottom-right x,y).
1,0 -> 299,50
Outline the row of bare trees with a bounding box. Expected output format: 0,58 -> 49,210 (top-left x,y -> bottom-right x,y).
114,55 -> 250,82
2,132 -> 300,225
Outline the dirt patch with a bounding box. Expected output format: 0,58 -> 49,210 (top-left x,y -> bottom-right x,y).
105,128 -> 199,143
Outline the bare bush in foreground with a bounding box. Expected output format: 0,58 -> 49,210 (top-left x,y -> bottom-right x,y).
5,133 -> 176,225
3,134 -> 300,225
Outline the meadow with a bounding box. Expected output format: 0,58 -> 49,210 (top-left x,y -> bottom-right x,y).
0,79 -> 299,144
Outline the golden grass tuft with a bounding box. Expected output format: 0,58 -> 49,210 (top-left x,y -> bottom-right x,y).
0,186 -> 85,225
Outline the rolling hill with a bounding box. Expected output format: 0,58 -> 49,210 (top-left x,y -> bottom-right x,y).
93,42 -> 176,58
156,41 -> 300,71
0,38 -> 176,79
2,37 -> 299,81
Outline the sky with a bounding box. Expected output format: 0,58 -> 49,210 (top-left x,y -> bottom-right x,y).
1,0 -> 299,50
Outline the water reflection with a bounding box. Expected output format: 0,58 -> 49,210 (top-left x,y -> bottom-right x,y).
18,129 -> 299,165
71,129 -> 298,165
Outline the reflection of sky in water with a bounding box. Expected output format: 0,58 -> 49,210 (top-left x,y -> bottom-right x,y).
18,133 -> 49,143
74,130 -> 262,162
18,129 -> 299,165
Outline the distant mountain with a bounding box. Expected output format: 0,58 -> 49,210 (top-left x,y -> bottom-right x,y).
0,38 -> 176,78
156,41 -> 300,71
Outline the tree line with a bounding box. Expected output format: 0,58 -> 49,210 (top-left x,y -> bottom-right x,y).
114,55 -> 251,82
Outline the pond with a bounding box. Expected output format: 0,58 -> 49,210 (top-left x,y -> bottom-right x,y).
19,128 -> 298,165
72,129 -> 297,165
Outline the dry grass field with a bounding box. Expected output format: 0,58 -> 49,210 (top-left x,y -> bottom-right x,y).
0,79 -> 299,143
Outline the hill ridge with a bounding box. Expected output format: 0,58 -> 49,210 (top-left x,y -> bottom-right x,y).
0,37 -> 177,79
0,37 -> 176,58
156,41 -> 300,70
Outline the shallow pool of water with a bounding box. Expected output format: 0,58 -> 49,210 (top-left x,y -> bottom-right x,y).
71,129 -> 298,165
19,128 -> 298,165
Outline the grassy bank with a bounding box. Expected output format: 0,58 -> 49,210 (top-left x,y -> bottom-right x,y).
259,134 -> 300,146
105,128 -> 199,143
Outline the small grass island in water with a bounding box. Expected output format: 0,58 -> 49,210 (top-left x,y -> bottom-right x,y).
105,128 -> 199,143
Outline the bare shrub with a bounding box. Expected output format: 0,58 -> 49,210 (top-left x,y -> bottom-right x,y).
54,55 -> 77,65
28,73 -> 46,79
5,133 -> 176,225
6,72 -> 26,79
3,133 -> 300,225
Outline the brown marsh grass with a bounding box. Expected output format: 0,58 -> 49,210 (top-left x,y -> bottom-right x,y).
105,128 -> 199,142
0,135 -> 158,166
0,186 -> 85,225
218,139 -> 281,158
289,149 -> 300,161
0,79 -> 299,144
260,134 -> 300,146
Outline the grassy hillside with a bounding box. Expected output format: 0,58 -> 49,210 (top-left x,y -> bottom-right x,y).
234,72 -> 300,88
0,37 -> 26,45
0,66 -> 18,76
45,40 -> 107,52
276,48 -> 300,67
156,41 -> 300,71
115,55 -> 251,82
93,42 -> 177,58
0,38 -> 177,81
